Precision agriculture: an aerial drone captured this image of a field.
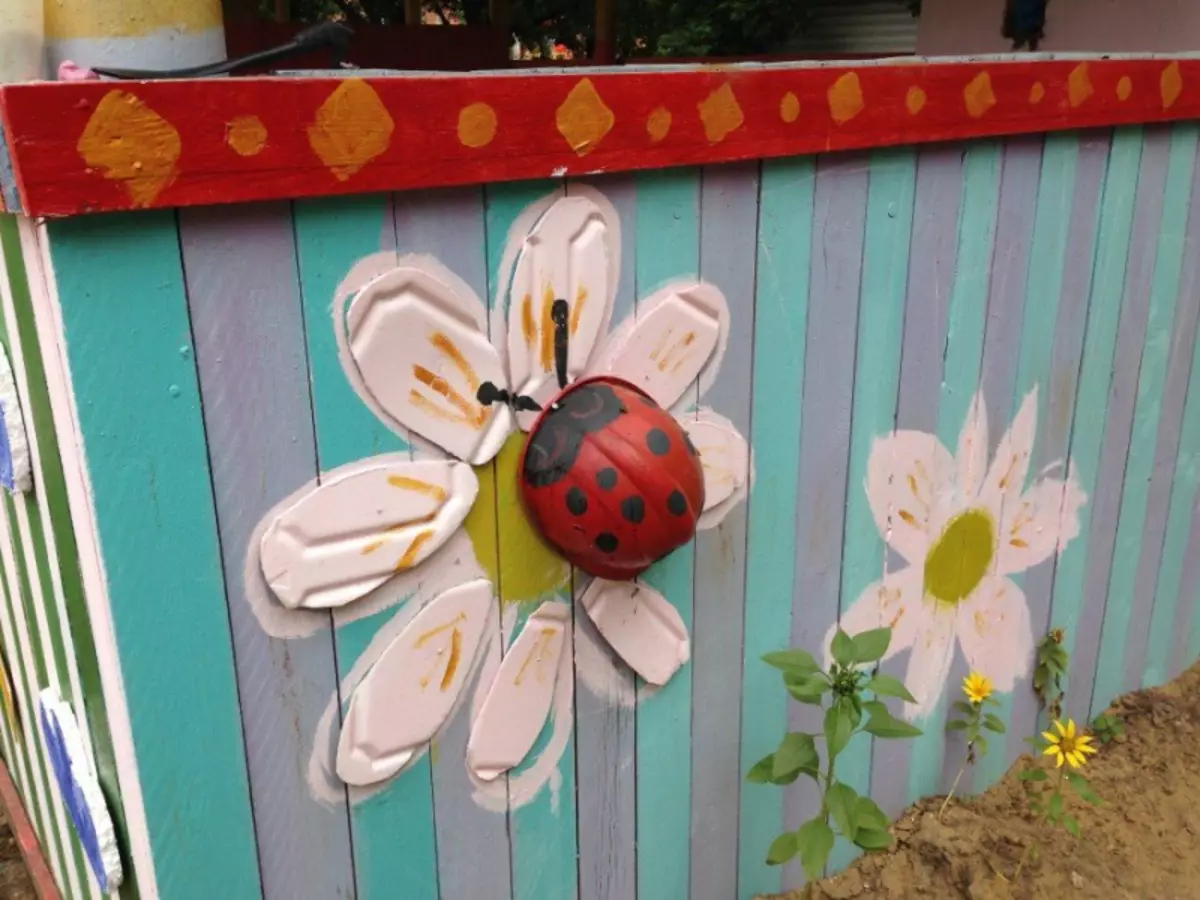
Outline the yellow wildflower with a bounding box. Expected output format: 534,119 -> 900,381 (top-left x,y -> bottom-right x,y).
1042,718 -> 1098,768
963,672 -> 993,705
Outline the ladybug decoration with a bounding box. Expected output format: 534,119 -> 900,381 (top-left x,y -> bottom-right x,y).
476,298 -> 705,579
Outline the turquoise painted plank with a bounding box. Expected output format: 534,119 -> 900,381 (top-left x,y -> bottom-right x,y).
483,180 -> 579,900
905,142 -> 1001,805
46,213 -> 262,900
977,134 -> 1078,788
292,195 -> 440,900
1047,129 -> 1145,711
1092,127 -> 1199,713
635,168 -> 701,900
832,147 -> 915,872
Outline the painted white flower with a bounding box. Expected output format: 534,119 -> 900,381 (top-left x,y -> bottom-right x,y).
244,187 -> 751,811
828,388 -> 1086,719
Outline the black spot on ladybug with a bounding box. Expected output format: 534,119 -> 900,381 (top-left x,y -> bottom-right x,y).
621,495 -> 645,524
667,490 -> 688,516
566,487 -> 588,516
596,468 -> 618,491
683,431 -> 699,457
523,383 -> 624,488
646,428 -> 671,456
596,532 -> 619,553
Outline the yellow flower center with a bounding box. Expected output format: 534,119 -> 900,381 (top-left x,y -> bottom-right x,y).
463,433 -> 572,606
923,508 -> 995,606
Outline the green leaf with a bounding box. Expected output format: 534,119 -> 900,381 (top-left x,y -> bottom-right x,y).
946,719 -> 969,732
766,831 -> 799,865
831,630 -> 855,667
850,628 -> 892,664
1019,768 -> 1048,782
852,827 -> 893,851
865,673 -> 916,703
797,817 -> 835,882
1048,792 -> 1064,821
826,782 -> 859,840
824,703 -> 854,759
974,735 -> 989,757
854,796 -> 891,832
1063,815 -> 1081,838
864,709 -> 923,739
774,733 -> 819,781
763,649 -> 821,674
1065,771 -> 1102,805
785,674 -> 829,705
951,700 -> 975,716
747,753 -> 775,783
983,713 -> 1007,733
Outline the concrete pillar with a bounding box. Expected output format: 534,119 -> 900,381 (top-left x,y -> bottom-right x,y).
44,0 -> 226,73
0,0 -> 44,81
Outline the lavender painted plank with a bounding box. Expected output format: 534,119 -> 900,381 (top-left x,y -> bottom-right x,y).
1011,133 -> 1109,749
783,153 -> 869,890
389,186 -> 515,900
1069,128 -> 1172,720
871,144 -> 963,820
570,174 -> 636,900
689,163 -> 757,900
179,203 -> 355,900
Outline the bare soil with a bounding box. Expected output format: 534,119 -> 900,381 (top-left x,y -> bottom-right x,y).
0,804 -> 33,900
768,661 -> 1200,900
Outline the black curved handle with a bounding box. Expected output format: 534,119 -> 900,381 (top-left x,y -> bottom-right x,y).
90,22 -> 354,80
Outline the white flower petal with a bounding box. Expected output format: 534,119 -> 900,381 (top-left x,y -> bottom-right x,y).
259,458 -> 478,610
335,579 -> 494,786
822,566 -> 928,669
587,280 -> 727,413
979,386 -> 1039,511
955,575 -> 1034,693
865,430 -> 956,564
467,601 -> 571,782
997,475 -> 1088,575
956,390 -> 989,502
680,409 -> 751,531
340,258 -> 513,465
507,196 -> 616,429
579,578 -> 689,686
901,606 -> 957,721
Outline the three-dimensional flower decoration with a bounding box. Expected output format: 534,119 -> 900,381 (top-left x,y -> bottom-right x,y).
829,388 -> 1087,719
245,187 -> 751,808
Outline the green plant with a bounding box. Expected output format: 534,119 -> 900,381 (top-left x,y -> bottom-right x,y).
1090,711 -> 1124,744
1032,628 -> 1068,721
940,671 -> 1007,817
746,627 -> 922,881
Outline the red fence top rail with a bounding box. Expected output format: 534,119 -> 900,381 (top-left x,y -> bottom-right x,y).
2,55 -> 1199,217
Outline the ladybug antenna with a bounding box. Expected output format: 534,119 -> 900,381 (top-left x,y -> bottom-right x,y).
552,298 -> 570,390
477,381 -> 543,413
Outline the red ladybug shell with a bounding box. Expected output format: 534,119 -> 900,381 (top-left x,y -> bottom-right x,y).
518,375 -> 705,581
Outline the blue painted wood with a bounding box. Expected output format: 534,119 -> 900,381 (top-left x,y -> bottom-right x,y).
1094,124 -> 1199,710
635,168 -> 700,900
293,194 -> 441,900
736,156 -> 814,900
46,212 -> 263,900
872,145 -> 963,820
904,141 -> 1002,806
690,163 -> 758,900
1047,128 -> 1145,717
1069,128 -> 1170,721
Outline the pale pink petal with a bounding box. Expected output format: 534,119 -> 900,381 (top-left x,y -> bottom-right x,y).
902,605 -> 957,720
507,196 -> 616,429
679,409 -> 750,531
979,386 -> 1039,512
579,578 -> 689,686
821,566 -> 928,669
956,390 -> 989,502
996,475 -> 1087,575
587,281 -> 727,414
340,259 -> 513,465
954,575 -> 1035,693
335,579 -> 494,786
259,458 -> 477,609
467,602 -> 571,781
865,430 -> 956,564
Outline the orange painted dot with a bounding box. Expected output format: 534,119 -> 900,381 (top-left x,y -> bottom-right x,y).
780,91 -> 800,123
646,106 -> 672,142
1117,76 -> 1133,101
457,102 -> 497,148
828,72 -> 864,125
226,115 -> 267,157
1162,61 -> 1183,109
697,83 -> 744,144
964,71 -> 996,119
906,86 -> 926,115
1068,63 -> 1094,108
1029,81 -> 1046,104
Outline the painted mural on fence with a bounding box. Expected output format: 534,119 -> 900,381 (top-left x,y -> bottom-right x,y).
827,387 -> 1087,718
244,186 -> 752,808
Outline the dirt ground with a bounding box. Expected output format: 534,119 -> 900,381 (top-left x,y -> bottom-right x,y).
0,804 -> 34,900
768,661 -> 1200,900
